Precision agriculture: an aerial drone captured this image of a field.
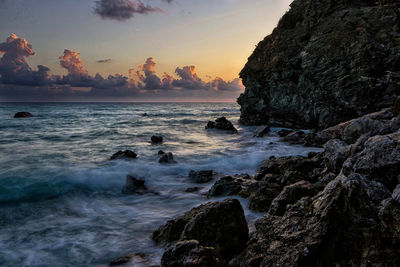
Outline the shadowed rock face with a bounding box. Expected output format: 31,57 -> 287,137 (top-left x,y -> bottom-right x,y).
238,0 -> 400,129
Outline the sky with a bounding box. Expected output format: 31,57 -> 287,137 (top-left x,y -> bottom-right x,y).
0,0 -> 292,102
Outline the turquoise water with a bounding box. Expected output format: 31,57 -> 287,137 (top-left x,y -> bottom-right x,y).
0,103 -> 321,266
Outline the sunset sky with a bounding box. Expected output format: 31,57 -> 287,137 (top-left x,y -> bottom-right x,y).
0,0 -> 292,101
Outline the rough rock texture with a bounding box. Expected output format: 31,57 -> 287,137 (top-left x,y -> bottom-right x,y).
205,117 -> 238,134
110,150 -> 137,160
153,199 -> 249,261
159,152 -> 177,164
238,0 -> 400,129
13,112 -> 32,118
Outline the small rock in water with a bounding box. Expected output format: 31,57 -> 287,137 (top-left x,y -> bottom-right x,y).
189,170 -> 213,183
185,187 -> 201,193
205,117 -> 238,134
151,135 -> 163,143
110,150 -> 137,160
13,112 -> 32,118
122,175 -> 147,194
142,113 -> 148,117
282,130 -> 305,144
158,150 -> 165,155
253,125 -> 270,137
159,152 -> 176,164
277,129 -> 294,137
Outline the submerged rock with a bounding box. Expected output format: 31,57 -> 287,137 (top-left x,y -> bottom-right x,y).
205,117 -> 238,133
151,135 -> 163,143
13,112 -> 32,118
238,0 -> 400,129
121,175 -> 147,194
159,152 -> 176,164
189,170 -> 213,183
110,150 -> 137,160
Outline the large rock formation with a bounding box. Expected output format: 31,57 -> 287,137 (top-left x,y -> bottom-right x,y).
238,0 -> 400,129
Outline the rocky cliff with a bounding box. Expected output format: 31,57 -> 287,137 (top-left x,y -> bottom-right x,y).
238,0 -> 400,129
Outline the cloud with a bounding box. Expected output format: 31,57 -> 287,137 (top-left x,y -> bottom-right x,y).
97,58 -> 112,63
0,34 -> 243,101
94,0 -> 164,21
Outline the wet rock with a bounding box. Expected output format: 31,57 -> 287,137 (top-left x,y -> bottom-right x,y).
161,240 -> 226,267
109,253 -> 148,266
205,117 -> 238,134
121,175 -> 147,194
207,176 -> 242,198
151,135 -> 163,143
13,112 -> 32,118
110,150 -> 137,160
189,170 -> 213,184
159,152 -> 176,164
158,150 -> 165,155
247,183 -> 281,212
142,113 -> 148,117
185,187 -> 201,193
253,125 -> 270,137
277,129 -> 295,137
282,130 -> 305,144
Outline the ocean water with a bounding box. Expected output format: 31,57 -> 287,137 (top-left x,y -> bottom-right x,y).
0,103 -> 322,267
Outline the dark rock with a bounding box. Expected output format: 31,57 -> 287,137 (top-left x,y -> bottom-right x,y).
158,150 -> 165,155
151,135 -> 163,143
154,199 -> 249,261
282,130 -> 305,144
161,240 -> 226,267
253,125 -> 270,137
247,183 -> 281,212
238,0 -> 400,129
205,117 -> 238,134
13,112 -> 32,118
189,170 -> 213,183
393,185 -> 400,204
393,97 -> 400,116
109,253 -> 148,266
122,175 -> 148,194
185,187 -> 201,193
110,150 -> 137,160
322,139 -> 351,174
207,176 -> 242,198
277,129 -> 294,137
159,152 -> 176,164
142,113 -> 148,117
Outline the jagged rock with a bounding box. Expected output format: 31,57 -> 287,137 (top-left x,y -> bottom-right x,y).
13,112 -> 32,118
110,150 -> 137,160
282,130 -> 305,144
205,117 -> 238,134
154,199 -> 249,261
121,175 -> 147,194
161,240 -> 226,267
189,170 -> 213,184
151,135 -> 163,143
159,152 -> 176,164
238,0 -> 400,129
207,176 -> 242,198
247,183 -> 281,212
253,125 -> 270,137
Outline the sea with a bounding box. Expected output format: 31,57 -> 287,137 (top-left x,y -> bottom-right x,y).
0,102 -> 322,266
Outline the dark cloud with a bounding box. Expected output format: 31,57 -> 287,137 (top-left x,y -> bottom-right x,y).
94,0 -> 164,21
97,58 -> 112,63
0,34 -> 243,101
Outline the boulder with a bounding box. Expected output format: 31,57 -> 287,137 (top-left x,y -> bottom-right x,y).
205,117 -> 238,133
161,240 -> 226,267
159,152 -> 176,164
247,183 -> 281,212
151,135 -> 163,143
121,175 -> 147,194
189,170 -> 213,184
253,125 -> 270,137
13,112 -> 32,118
110,150 -> 137,160
207,176 -> 242,198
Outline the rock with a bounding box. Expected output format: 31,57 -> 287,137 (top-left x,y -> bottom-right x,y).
185,187 -> 201,193
269,180 -> 315,216
13,112 -> 32,118
154,199 -> 249,261
142,113 -> 148,117
277,129 -> 295,137
205,117 -> 238,133
109,253 -> 148,266
238,0 -> 400,129
247,183 -> 281,212
393,184 -> 400,204
253,125 -> 270,137
189,170 -> 213,184
121,175 -> 147,194
393,96 -> 400,116
342,117 -> 385,144
282,130 -> 305,144
161,240 -> 226,267
110,150 -> 137,160
151,135 -> 163,143
322,139 -> 351,173
158,150 -> 165,155
159,152 -> 176,164
207,176 -> 242,198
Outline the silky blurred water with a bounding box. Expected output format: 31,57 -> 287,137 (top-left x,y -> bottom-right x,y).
0,102 -> 322,266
